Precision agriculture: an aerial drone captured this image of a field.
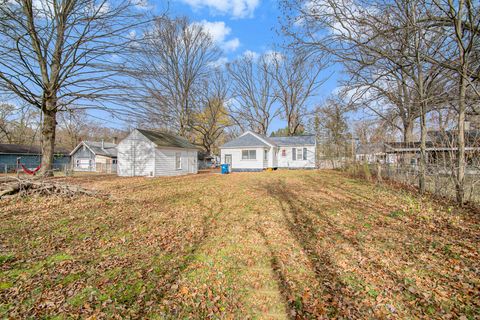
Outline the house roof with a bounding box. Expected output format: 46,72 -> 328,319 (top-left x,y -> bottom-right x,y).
0,143 -> 70,156
221,132 -> 271,148
82,141 -> 118,157
356,143 -> 386,155
221,131 -> 316,148
137,129 -> 199,150
270,135 -> 316,146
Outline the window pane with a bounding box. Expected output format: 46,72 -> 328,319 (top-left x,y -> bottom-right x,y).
292,148 -> 296,160
264,150 -> 268,160
249,150 -> 256,159
282,149 -> 286,157
242,150 -> 248,159
297,149 -> 302,160
303,148 -> 307,160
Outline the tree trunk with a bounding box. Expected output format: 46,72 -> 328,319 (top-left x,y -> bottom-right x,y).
40,108 -> 57,177
456,76 -> 466,205
419,111 -> 427,194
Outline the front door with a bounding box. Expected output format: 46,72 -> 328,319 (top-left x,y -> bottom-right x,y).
225,154 -> 232,166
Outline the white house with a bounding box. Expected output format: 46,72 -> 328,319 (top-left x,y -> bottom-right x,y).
117,129 -> 199,177
70,140 -> 117,173
220,131 -> 316,171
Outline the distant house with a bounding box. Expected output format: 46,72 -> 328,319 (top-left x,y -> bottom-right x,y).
117,129 -> 199,177
70,140 -> 117,173
385,129 -> 480,165
219,131 -> 317,171
355,143 -> 389,163
0,144 -> 70,172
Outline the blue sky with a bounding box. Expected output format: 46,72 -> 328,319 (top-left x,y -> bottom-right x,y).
98,0 -> 342,134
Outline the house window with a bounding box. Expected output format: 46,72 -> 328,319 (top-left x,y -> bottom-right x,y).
175,152 -> 182,169
242,150 -> 256,160
75,159 -> 80,167
303,148 -> 307,160
282,149 -> 286,157
296,148 -> 303,160
292,148 -> 296,160
264,149 -> 268,161
112,159 -> 117,164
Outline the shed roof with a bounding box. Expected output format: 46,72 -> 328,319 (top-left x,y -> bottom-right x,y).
0,144 -> 70,156
137,129 -> 199,150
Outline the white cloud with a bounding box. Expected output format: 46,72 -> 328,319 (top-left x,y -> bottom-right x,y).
180,0 -> 260,19
197,20 -> 241,52
242,50 -> 259,60
208,57 -> 229,68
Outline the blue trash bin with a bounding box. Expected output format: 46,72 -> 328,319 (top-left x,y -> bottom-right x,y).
221,164 -> 230,174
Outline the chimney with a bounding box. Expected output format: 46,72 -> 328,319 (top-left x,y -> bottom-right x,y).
101,139 -> 105,149
113,137 -> 118,145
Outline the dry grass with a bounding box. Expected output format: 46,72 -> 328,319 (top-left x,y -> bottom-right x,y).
0,170 -> 479,319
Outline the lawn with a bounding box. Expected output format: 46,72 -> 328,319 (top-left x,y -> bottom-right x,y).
1,170 -> 479,319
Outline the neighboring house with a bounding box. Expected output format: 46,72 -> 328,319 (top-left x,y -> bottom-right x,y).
355,143 -> 389,163
70,140 -> 117,173
385,129 -> 480,165
220,131 -> 316,171
117,128 -> 199,177
0,144 -> 70,171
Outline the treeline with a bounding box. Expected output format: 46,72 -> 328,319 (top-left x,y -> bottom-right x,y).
0,1 -> 326,175
281,0 -> 480,204
0,104 -> 126,150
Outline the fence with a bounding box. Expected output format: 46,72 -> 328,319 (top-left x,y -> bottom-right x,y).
343,160 -> 480,204
1,162 -> 118,177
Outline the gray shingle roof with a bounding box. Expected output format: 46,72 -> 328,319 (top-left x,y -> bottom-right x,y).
270,135 -> 316,146
137,129 -> 199,149
221,131 -> 316,148
221,132 -> 270,148
84,141 -> 117,157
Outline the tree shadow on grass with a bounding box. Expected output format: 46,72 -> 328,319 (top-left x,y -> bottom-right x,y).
259,176 -> 448,318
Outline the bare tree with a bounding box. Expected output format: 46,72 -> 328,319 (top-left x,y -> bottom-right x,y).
271,51 -> 328,136
0,0 -> 147,175
130,17 -> 221,138
191,70 -> 232,155
227,54 -> 279,135
0,102 -> 40,144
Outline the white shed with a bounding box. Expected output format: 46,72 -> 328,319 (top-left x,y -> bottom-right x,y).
117,129 -> 199,177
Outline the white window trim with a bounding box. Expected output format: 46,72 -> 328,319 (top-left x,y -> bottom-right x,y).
241,149 -> 257,160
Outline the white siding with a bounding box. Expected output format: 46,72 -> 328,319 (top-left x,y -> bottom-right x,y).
154,148 -> 198,176
117,130 -> 156,177
276,145 -> 316,168
220,147 -> 267,170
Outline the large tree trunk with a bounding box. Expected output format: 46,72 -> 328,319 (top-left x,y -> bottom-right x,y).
40,107 -> 57,177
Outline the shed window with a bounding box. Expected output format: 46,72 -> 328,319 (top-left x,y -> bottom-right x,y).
242,150 -> 256,160
292,148 -> 296,160
175,152 -> 182,169
303,148 -> 307,160
264,149 -> 268,161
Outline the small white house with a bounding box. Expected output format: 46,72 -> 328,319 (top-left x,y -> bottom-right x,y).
220,131 -> 316,171
70,140 -> 117,173
117,129 -> 199,177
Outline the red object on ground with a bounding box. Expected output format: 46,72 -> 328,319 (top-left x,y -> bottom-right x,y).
20,164 -> 41,175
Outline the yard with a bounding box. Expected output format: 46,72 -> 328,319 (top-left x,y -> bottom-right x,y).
1,170 -> 479,319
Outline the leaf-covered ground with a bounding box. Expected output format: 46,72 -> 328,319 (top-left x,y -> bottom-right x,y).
1,170 -> 479,319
